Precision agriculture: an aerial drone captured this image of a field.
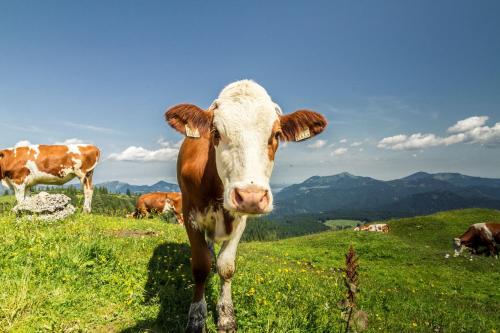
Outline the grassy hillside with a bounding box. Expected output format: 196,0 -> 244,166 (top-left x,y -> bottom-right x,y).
0,209 -> 499,332
324,219 -> 361,230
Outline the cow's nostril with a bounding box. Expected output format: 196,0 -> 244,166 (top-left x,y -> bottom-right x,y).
235,189 -> 244,204
259,191 -> 268,203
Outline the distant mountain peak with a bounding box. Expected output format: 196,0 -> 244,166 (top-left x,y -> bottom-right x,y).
337,172 -> 356,178
403,172 -> 432,180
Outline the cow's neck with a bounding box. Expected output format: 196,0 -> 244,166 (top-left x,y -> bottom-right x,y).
183,137 -> 235,240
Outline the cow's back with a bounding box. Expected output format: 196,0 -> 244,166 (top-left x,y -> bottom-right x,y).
35,145 -> 100,176
137,193 -> 166,212
485,223 -> 500,241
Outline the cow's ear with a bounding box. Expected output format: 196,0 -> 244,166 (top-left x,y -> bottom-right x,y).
280,110 -> 327,142
165,104 -> 212,138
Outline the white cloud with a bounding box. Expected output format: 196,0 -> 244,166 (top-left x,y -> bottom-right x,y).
350,141 -> 362,147
448,116 -> 488,133
332,147 -> 348,156
466,122 -> 500,145
339,139 -> 347,144
55,138 -> 86,145
157,137 -> 183,148
109,139 -> 182,162
308,139 -> 327,149
377,134 -> 407,149
378,115 -> 500,151
109,146 -> 179,162
14,140 -> 32,147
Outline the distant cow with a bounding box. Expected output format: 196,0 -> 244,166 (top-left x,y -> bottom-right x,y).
454,223 -> 500,257
165,80 -> 327,332
132,192 -> 183,224
354,223 -> 389,233
0,144 -> 100,213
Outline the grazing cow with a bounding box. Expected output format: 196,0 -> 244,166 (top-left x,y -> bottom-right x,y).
0,144 -> 100,213
165,80 -> 327,332
132,192 -> 184,224
354,223 -> 389,233
454,223 -> 500,257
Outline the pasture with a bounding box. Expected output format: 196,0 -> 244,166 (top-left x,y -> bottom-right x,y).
324,219 -> 362,230
0,208 -> 499,332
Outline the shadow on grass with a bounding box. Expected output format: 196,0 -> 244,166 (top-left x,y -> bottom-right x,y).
121,242 -> 194,333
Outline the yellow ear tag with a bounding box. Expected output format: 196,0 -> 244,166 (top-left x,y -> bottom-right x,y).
185,124 -> 200,138
295,127 -> 311,141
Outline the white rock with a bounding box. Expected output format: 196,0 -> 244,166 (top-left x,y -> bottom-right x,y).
13,192 -> 76,221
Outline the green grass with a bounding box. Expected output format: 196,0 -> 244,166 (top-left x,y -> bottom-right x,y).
324,219 -> 361,230
0,209 -> 499,332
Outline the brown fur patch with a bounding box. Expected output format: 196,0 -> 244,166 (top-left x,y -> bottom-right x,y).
134,192 -> 183,223
267,120 -> 281,161
280,110 -> 327,142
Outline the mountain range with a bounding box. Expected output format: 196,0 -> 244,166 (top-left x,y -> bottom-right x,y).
64,180 -> 180,194
273,172 -> 500,220
25,172 -> 500,220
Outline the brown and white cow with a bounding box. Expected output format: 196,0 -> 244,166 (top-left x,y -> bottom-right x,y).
132,192 -> 184,224
165,80 -> 327,332
0,144 -> 100,213
354,223 -> 389,233
454,223 -> 500,257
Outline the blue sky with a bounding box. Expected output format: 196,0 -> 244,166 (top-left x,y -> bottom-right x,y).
1,1 -> 499,185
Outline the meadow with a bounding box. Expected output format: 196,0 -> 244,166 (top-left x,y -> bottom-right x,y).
324,219 -> 362,230
0,207 -> 499,332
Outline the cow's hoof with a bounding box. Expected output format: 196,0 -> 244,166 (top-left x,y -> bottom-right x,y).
217,328 -> 236,333
217,302 -> 236,332
185,325 -> 206,333
186,300 -> 207,333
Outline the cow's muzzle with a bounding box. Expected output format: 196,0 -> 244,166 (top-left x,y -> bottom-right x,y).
230,185 -> 270,214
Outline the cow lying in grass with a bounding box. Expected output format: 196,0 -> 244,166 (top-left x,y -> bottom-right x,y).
132,192 -> 183,224
354,223 -> 389,233
0,144 -> 100,213
454,223 -> 500,257
165,80 -> 327,332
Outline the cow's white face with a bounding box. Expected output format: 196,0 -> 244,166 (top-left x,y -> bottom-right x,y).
212,88 -> 280,214
165,80 -> 327,215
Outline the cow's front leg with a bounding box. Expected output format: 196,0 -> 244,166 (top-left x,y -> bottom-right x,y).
216,216 -> 247,333
13,183 -> 26,204
81,171 -> 94,213
186,225 -> 212,333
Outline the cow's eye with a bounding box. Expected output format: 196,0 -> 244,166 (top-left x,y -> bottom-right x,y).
213,129 -> 221,140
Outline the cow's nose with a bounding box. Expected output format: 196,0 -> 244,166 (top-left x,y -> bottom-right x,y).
231,186 -> 269,214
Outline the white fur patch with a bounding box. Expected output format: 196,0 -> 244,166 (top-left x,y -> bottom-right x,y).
212,80 -> 278,213
67,144 -> 88,154
30,145 -> 40,159
474,223 -> 493,241
191,207 -> 233,241
162,201 -> 174,214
